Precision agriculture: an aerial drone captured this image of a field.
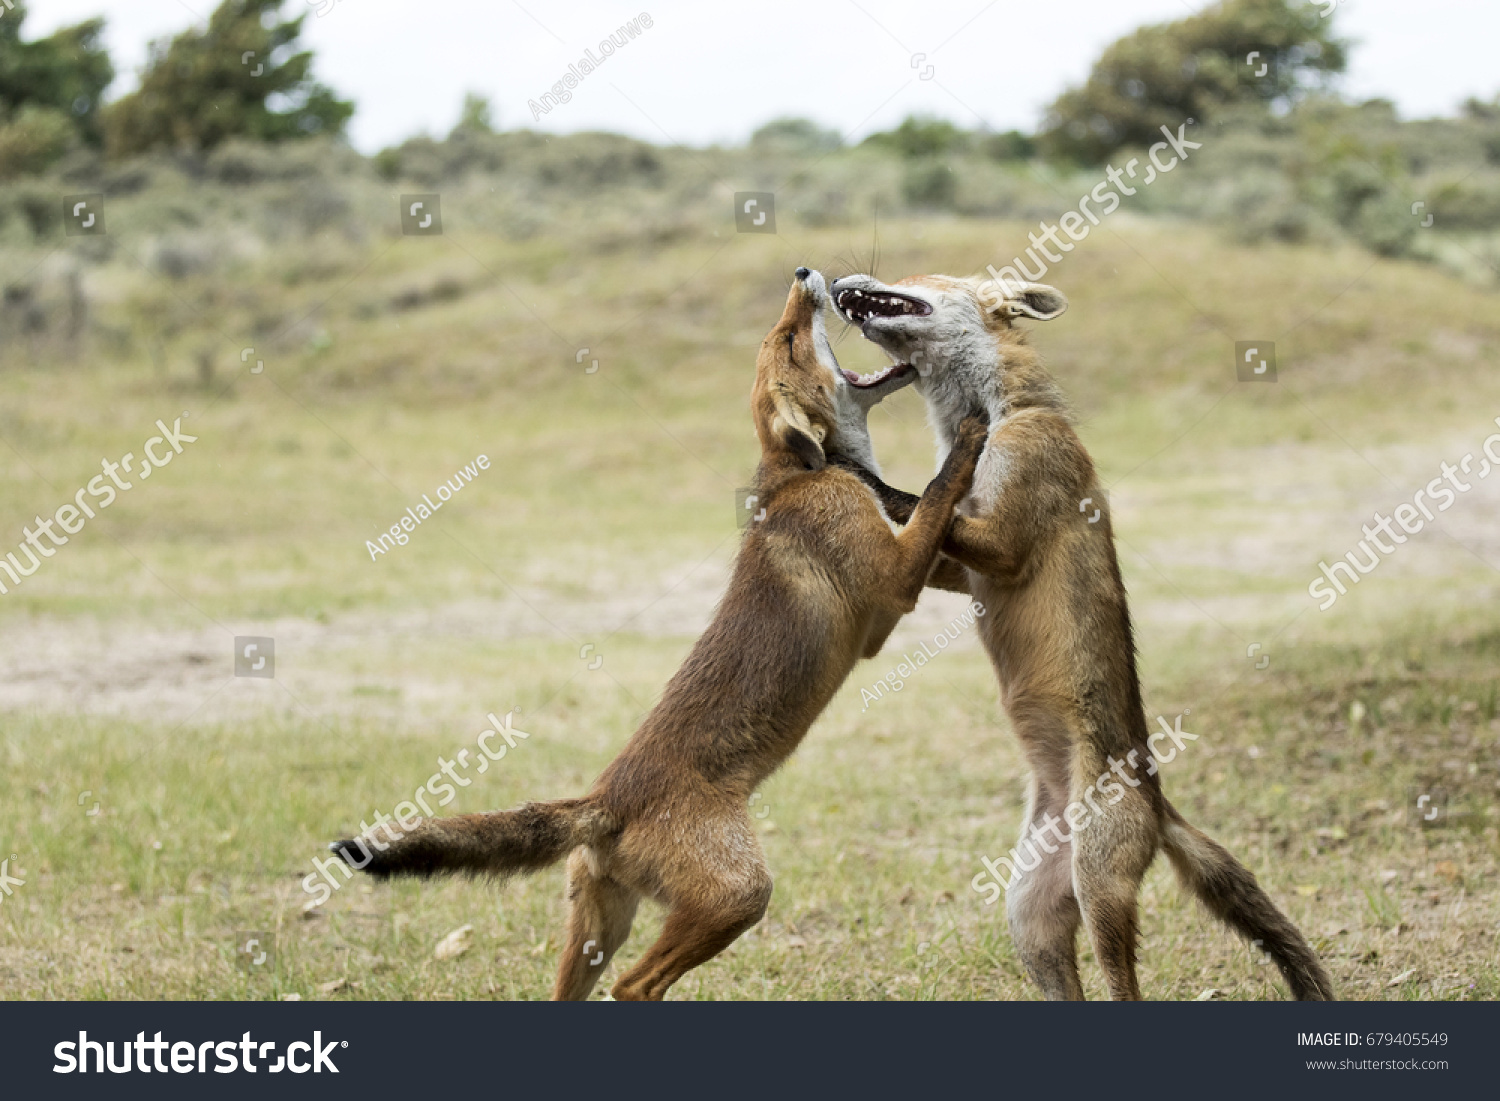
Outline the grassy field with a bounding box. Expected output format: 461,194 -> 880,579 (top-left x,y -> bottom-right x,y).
1,199 -> 1497,999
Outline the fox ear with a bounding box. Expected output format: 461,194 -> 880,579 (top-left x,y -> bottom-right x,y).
771,388 -> 826,470
978,279 -> 1068,321
1005,282 -> 1068,320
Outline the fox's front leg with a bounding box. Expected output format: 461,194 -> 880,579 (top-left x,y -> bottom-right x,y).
838,448 -> 1049,586
830,455 -> 920,523
881,416 -> 986,607
938,509 -> 1044,585
925,555 -> 970,594
831,457 -> 970,594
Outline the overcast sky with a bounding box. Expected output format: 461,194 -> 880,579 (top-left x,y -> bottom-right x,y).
27,0 -> 1500,153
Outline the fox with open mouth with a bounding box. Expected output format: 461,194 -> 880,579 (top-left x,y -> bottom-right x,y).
830,270 -> 1334,1001
327,268 -> 985,1000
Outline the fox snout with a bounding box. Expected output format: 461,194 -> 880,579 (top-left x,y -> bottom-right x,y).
793,265 -> 828,303
783,265 -> 829,318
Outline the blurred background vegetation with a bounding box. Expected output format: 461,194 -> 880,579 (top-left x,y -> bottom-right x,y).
2,0 -> 1497,327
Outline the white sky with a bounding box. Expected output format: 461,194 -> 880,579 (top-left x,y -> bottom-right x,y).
25,0 -> 1500,153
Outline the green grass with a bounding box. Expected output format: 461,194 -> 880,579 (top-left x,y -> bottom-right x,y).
1,208 -> 1497,1000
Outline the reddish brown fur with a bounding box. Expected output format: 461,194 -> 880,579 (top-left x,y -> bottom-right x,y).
332,272 -> 986,1000
832,271 -> 1333,1001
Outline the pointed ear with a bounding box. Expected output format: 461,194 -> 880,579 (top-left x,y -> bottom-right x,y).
979,279 -> 1068,321
772,388 -> 826,470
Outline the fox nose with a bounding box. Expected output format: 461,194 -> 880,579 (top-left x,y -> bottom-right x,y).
794,267 -> 811,281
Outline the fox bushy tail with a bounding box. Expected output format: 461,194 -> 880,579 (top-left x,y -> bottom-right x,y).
331,797 -> 614,880
1159,799 -> 1335,1001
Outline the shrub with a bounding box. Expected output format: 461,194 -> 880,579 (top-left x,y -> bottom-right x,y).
902,160 -> 957,209
979,130 -> 1035,162
1352,192 -> 1418,257
864,116 -> 970,159
750,118 -> 842,155
0,104 -> 74,178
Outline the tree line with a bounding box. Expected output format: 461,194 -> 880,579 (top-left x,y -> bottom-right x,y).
0,0 -> 1385,180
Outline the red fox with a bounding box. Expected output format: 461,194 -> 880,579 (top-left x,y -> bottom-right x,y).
331,268 -> 986,1000
828,271 -> 1334,1001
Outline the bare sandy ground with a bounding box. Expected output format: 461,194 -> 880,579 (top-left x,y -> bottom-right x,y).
4,430 -> 1496,724
0,565 -> 987,723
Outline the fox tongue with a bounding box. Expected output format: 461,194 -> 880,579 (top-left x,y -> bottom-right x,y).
842,365 -> 911,388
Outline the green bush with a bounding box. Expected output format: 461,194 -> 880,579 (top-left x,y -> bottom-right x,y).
0,104 -> 74,178
0,176 -> 60,239
979,130 -> 1035,162
902,160 -> 957,208
1325,157 -> 1390,227
865,116 -> 969,159
1218,171 -> 1319,244
1352,192 -> 1419,256
1428,177 -> 1500,230
750,117 -> 842,155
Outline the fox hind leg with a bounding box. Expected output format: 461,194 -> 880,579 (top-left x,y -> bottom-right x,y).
552,848 -> 639,1001
608,826 -> 773,1002
1071,765 -> 1158,1001
1007,773 -> 1085,1000
608,887 -> 771,1002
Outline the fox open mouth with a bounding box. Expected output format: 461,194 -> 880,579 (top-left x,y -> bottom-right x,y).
835,287 -> 932,323
840,363 -> 915,389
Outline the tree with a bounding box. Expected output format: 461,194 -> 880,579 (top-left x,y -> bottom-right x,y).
451,92 -> 494,137
1462,93 -> 1500,122
103,0 -> 352,158
1039,0 -> 1346,163
0,1 -> 114,175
